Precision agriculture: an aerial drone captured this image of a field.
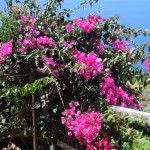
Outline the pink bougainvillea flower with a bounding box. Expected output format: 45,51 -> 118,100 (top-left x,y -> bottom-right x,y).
96,44 -> 105,55
74,18 -> 94,33
36,67 -> 43,72
61,101 -> 102,145
66,23 -> 74,32
70,40 -> 76,45
0,40 -> 13,56
37,36 -> 50,45
51,69 -> 59,78
19,47 -> 27,52
42,55 -> 57,67
92,39 -> 105,55
63,41 -> 70,47
30,16 -> 36,25
70,50 -> 103,80
86,145 -> 96,150
63,40 -> 76,48
20,14 -> 29,24
36,36 -> 56,49
86,137 -> 115,150
94,137 -> 115,150
100,77 -> 139,109
143,59 -> 150,73
112,39 -> 130,51
37,55 -> 60,78
137,102 -> 144,108
74,14 -> 101,33
0,40 -> 13,64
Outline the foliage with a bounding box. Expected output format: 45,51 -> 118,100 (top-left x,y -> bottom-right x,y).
140,85 -> 150,113
0,0 -> 150,149
132,138 -> 150,150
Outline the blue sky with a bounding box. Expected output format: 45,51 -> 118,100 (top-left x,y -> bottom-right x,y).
0,0 -> 150,69
0,0 -> 149,29
63,0 -> 150,29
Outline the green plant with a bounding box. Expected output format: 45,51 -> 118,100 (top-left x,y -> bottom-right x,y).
0,0 -> 150,149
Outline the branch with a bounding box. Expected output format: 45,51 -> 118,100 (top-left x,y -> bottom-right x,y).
55,81 -> 65,110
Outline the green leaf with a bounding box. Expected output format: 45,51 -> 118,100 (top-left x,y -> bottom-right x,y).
132,139 -> 150,150
2,118 -> 5,124
130,77 -> 136,85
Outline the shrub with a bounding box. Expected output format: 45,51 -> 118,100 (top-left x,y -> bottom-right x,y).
0,0 -> 150,149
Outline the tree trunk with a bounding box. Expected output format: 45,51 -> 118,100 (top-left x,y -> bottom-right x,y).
32,93 -> 37,150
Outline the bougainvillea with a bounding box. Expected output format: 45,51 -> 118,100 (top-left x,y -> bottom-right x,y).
112,39 -> 130,52
143,59 -> 150,73
0,40 -> 13,63
86,137 -> 115,150
71,50 -> 103,80
0,0 -> 150,149
39,55 -> 59,77
66,23 -> 74,33
100,77 -> 137,108
61,102 -> 102,145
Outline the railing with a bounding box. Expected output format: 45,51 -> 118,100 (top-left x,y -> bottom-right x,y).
110,106 -> 150,125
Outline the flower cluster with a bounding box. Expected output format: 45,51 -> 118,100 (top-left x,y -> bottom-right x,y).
20,14 -> 36,25
92,39 -> 105,55
17,14 -> 56,52
63,40 -> 76,48
65,23 -> 74,33
61,101 -> 102,145
143,59 -> 150,73
100,77 -> 140,109
36,55 -> 59,78
112,39 -> 130,52
96,43 -> 105,55
37,36 -> 56,48
0,40 -> 13,64
86,137 -> 115,150
71,50 -> 103,80
73,14 -> 101,33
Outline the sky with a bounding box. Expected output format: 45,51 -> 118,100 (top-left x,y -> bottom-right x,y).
0,0 -> 149,29
60,0 -> 150,29
0,0 -> 150,69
